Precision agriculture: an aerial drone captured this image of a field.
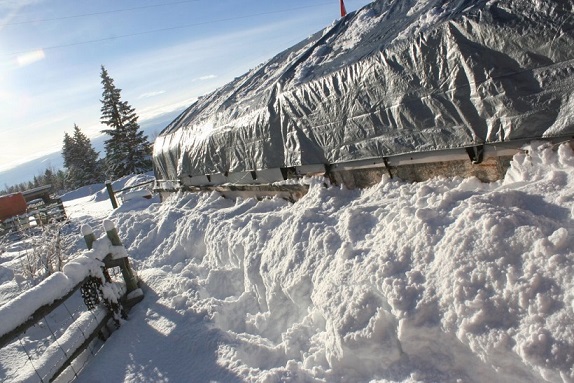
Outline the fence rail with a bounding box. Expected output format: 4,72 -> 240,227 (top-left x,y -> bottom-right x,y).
0,220 -> 143,382
105,179 -> 155,209
0,276 -> 89,350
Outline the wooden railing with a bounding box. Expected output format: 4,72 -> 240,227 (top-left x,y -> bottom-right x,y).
0,275 -> 89,350
105,179 -> 155,209
0,220 -> 143,382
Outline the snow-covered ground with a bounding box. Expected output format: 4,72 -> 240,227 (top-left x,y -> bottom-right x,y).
1,142 -> 574,382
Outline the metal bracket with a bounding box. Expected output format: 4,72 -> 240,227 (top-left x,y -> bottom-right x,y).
466,145 -> 485,164
382,157 -> 393,178
280,167 -> 297,180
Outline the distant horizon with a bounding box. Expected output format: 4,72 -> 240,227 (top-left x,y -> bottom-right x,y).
0,107 -> 185,188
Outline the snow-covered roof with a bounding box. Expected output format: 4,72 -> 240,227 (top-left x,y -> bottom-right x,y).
153,0 -> 574,181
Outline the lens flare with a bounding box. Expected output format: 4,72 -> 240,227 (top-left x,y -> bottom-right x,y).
16,49 -> 45,67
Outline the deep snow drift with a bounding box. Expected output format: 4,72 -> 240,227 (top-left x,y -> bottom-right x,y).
1,143 -> 574,382
84,143 -> 574,382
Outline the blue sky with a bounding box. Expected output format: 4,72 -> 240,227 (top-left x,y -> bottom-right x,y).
0,0 -> 372,174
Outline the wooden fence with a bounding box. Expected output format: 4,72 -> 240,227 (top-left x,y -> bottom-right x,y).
0,220 -> 143,382
105,179 -> 155,209
1,198 -> 67,238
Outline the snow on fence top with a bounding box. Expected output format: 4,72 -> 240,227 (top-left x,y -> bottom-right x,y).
0,221 -> 129,342
0,256 -> 95,341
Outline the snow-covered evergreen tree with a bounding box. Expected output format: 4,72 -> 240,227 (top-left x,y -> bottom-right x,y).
99,65 -> 152,179
61,124 -> 103,189
62,132 -> 74,169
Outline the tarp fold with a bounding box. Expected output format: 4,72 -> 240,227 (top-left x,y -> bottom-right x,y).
153,0 -> 574,181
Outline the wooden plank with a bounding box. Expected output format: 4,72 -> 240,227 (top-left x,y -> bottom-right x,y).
49,311 -> 113,383
22,185 -> 53,203
0,276 -> 89,349
49,289 -> 143,382
115,179 -> 155,194
198,184 -> 309,202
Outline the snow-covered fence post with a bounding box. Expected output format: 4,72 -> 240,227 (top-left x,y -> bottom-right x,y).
82,224 -> 96,250
104,220 -> 138,293
81,222 -> 114,285
105,180 -> 119,209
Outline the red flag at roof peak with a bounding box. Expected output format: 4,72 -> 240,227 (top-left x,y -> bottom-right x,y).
340,0 -> 347,17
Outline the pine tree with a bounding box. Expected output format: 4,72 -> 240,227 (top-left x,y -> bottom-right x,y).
99,65 -> 152,179
73,124 -> 103,186
56,170 -> 67,192
44,168 -> 55,192
62,132 -> 74,169
61,124 -> 104,189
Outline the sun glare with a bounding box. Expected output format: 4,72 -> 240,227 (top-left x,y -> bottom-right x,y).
17,49 -> 45,67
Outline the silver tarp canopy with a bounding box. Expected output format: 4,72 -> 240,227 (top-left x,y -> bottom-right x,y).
153,0 -> 574,181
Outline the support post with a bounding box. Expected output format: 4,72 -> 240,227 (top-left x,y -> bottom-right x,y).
81,224 -> 96,250
104,220 -> 138,293
466,145 -> 485,164
105,181 -> 119,209
382,157 -> 393,178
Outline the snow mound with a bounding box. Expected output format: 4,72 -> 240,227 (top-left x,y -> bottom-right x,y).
60,183 -> 105,202
76,142 -> 574,382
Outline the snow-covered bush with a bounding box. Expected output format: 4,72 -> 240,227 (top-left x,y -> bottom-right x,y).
18,221 -> 73,284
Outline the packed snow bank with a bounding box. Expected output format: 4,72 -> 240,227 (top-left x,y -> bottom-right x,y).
60,172 -> 154,204
61,172 -> 156,222
76,142 -> 573,382
60,183 -> 106,202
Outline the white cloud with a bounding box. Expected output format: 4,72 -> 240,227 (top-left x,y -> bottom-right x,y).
0,0 -> 45,28
139,90 -> 166,99
197,75 -> 217,81
138,95 -> 197,121
0,0 -> 43,10
112,19 -> 299,82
